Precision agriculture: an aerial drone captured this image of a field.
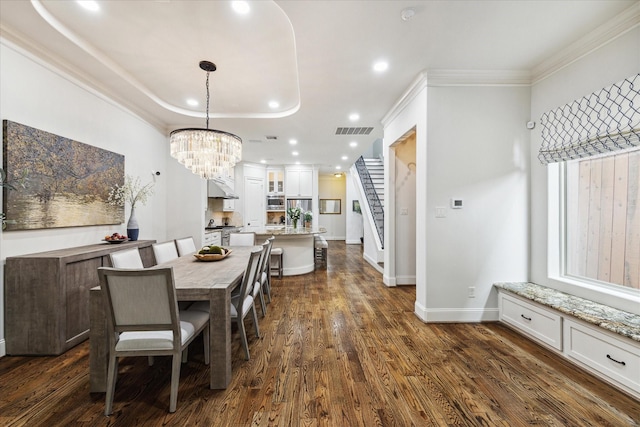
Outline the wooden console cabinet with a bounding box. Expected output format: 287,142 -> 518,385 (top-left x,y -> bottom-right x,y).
5,240 -> 155,355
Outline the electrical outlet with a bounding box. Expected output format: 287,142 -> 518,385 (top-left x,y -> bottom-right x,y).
468,286 -> 476,298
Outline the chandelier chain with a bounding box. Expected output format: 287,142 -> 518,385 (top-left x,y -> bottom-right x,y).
205,71 -> 210,130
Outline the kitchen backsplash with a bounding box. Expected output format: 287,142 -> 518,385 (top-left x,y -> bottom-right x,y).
205,199 -> 242,227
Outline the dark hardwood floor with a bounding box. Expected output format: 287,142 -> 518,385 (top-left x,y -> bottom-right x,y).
1,241 -> 638,426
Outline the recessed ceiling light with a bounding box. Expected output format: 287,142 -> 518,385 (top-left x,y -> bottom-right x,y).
232,1 -> 250,14
292,151 -> 299,156
335,165 -> 342,170
186,98 -> 198,107
349,113 -> 360,122
373,61 -> 389,72
77,0 -> 99,12
260,159 -> 266,164
295,161 -> 300,165
289,139 -> 298,145
268,100 -> 280,109
401,7 -> 415,21
349,141 -> 358,147
341,155 -> 348,160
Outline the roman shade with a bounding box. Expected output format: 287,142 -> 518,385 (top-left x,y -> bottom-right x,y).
538,74 -> 640,164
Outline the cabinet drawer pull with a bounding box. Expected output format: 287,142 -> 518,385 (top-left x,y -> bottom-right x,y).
520,314 -> 532,321
606,354 -> 626,366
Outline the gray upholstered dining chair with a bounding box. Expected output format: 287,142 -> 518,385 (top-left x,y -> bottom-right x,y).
189,247 -> 262,360
109,247 -> 144,269
175,236 -> 197,257
228,232 -> 256,246
152,241 -> 179,264
252,241 -> 269,317
259,237 -> 274,303
97,267 -> 210,415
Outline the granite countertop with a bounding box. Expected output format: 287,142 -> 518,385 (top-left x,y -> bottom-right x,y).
254,226 -> 326,236
495,282 -> 640,342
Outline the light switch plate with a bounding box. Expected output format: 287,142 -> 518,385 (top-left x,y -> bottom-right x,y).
435,207 -> 446,218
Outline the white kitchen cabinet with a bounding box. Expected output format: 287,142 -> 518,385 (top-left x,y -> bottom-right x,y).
267,168 -> 284,194
203,231 -> 222,246
223,199 -> 235,212
285,169 -> 312,197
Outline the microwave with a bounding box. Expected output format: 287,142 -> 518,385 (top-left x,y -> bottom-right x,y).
267,196 -> 285,210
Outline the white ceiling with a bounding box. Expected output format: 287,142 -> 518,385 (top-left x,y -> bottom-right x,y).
1,0 -> 637,175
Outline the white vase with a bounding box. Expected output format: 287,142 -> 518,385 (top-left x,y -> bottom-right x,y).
126,206 -> 139,241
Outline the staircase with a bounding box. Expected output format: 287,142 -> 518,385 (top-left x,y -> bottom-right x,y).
354,156 -> 384,249
363,158 -> 384,206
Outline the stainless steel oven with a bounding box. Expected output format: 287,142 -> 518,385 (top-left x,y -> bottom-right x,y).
266,195 -> 285,210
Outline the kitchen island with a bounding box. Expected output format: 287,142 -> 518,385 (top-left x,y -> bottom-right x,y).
255,226 -> 326,276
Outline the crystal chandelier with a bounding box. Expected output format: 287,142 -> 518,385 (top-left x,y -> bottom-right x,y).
170,61 -> 242,180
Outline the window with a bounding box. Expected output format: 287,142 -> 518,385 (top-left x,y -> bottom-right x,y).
564,149 -> 640,290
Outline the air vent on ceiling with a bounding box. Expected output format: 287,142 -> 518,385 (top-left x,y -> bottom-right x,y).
248,139 -> 264,144
335,127 -> 374,135
265,135 -> 278,140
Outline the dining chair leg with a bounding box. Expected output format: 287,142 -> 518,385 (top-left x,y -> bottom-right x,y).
251,304 -> 261,338
257,286 -> 267,317
105,355 -> 118,416
237,318 -> 250,360
169,354 -> 181,413
263,276 -> 272,303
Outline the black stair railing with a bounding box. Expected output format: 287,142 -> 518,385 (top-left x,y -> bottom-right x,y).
355,156 -> 384,248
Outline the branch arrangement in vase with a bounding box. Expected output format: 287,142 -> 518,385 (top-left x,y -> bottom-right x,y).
107,174 -> 154,240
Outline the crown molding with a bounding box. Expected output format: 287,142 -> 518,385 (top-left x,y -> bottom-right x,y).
381,69 -> 531,127
0,27 -> 167,133
425,69 -> 532,87
531,3 -> 640,84
381,71 -> 428,127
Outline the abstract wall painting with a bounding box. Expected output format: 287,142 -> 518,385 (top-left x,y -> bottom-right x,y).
2,120 -> 124,230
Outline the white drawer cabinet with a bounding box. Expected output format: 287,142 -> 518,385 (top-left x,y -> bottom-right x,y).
564,319 -> 640,398
499,292 -> 562,351
203,231 -> 222,247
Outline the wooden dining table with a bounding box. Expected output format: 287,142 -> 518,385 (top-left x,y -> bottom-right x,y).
89,246 -> 259,392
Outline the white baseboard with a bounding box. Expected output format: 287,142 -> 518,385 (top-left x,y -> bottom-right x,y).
395,275 -> 416,285
363,252 -> 384,275
345,239 -> 362,245
414,303 -> 499,323
0,339 -> 5,357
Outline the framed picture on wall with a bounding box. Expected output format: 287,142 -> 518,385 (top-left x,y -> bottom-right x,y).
2,120 -> 124,230
320,199 -> 341,214
352,200 -> 361,213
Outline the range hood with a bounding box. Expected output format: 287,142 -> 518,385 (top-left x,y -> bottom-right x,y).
207,179 -> 239,199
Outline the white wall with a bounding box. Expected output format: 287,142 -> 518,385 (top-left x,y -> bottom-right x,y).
318,174 -> 346,240
0,41 -> 172,356
383,74 -> 530,322
392,134 -> 416,285
345,171 -> 363,244
424,84 -> 530,321
530,26 -> 640,314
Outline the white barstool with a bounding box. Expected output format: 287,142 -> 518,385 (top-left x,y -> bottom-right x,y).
270,247 -> 283,278
314,236 -> 328,268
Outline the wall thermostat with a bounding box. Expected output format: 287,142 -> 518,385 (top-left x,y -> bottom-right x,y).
451,198 -> 463,209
